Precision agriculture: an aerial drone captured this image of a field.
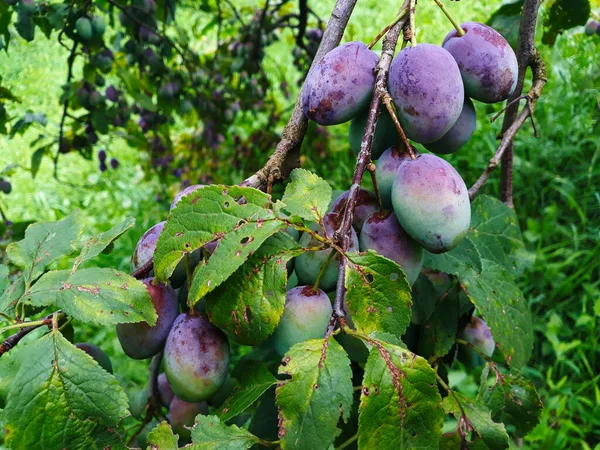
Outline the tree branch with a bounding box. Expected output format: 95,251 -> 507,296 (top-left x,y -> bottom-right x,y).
241,0 -> 359,191
0,311 -> 62,357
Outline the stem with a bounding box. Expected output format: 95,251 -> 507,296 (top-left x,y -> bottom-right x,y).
0,317 -> 54,334
337,433 -> 358,450
367,162 -> 383,211
431,0 -> 465,36
0,312 -> 16,324
381,93 -> 415,159
409,0 -> 417,46
0,311 -> 62,357
367,8 -> 409,50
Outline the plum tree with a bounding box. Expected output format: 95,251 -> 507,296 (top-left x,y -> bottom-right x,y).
443,22 -> 518,104
330,188 -> 378,232
271,286 -> 333,356
170,184 -> 206,210
116,278 -> 179,359
349,108 -> 398,159
424,97 -> 476,155
388,44 -> 464,143
458,316 -> 495,367
302,41 -> 379,125
164,313 -> 230,402
157,373 -> 175,407
359,210 -> 424,285
75,343 -> 113,373
295,212 -> 359,291
168,396 -> 209,442
375,146 -> 412,209
391,153 -> 470,253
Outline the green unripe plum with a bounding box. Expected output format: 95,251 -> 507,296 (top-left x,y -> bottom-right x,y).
295,212 -> 358,291
272,286 -> 333,356
75,343 -> 113,373
391,153 -> 470,253
164,313 -> 230,402
75,17 -> 93,41
168,396 -> 208,442
375,146 -> 412,209
91,16 -> 106,36
349,108 -> 398,160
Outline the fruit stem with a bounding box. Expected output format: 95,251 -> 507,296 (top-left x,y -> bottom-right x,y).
337,433 -> 358,450
367,163 -> 384,211
432,0 -> 465,37
409,0 -> 417,46
367,7 -> 409,50
381,93 -> 416,159
313,250 -> 336,290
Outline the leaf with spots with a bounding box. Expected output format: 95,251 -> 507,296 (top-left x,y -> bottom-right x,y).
423,236 -> 482,277
205,232 -> 303,345
23,268 -> 156,326
479,372 -> 543,437
281,168 -> 332,221
460,260 -> 533,369
146,421 -> 179,449
417,291 -> 460,360
3,330 -> 129,450
443,391 -> 509,449
6,212 -> 81,286
0,277 -> 24,313
73,217 -> 136,269
189,415 -> 262,449
358,341 -> 443,450
216,361 -> 277,422
0,264 -> 9,297
276,337 -> 353,450
345,251 -> 412,338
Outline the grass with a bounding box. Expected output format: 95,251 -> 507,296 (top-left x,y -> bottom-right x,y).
1,1 -> 599,447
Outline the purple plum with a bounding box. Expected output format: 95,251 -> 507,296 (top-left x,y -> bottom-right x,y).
329,188 -> 378,232
424,97 -> 476,155
75,343 -> 113,373
170,184 -> 206,211
158,373 -> 175,407
375,146 -> 412,209
168,396 -> 208,442
349,107 -> 398,159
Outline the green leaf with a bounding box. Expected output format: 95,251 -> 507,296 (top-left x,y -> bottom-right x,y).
73,218 -> 135,269
281,168 -> 332,221
418,291 -> 460,360
24,268 -> 156,326
543,0 -> 591,46
479,372 -> 543,437
487,0 -> 522,49
410,273 -> 438,325
443,392 -> 509,449
217,362 -> 277,422
424,236 -> 482,277
358,341 -> 444,449
205,232 -> 302,345
189,415 -> 262,449
461,260 -> 533,369
146,421 -> 179,449
30,146 -> 49,179
0,278 -> 25,313
276,337 -> 353,450
3,330 -> 129,449
0,264 -> 9,297
345,251 -> 412,337
6,213 -> 81,285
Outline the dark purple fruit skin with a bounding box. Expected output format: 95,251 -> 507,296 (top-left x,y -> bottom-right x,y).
425,97 -> 476,155
131,221 -> 165,272
375,147 -> 412,209
389,44 -> 464,143
359,210 -> 424,285
116,279 -> 179,359
158,373 -> 175,407
168,396 -> 208,442
302,41 -> 379,125
164,313 -> 230,402
458,316 -> 495,366
443,22 -> 518,104
75,343 -> 113,373
330,188 -> 378,232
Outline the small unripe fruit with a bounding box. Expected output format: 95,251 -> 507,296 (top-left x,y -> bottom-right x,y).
75,17 -> 93,41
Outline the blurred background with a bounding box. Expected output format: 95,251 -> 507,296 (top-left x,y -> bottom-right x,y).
0,0 -> 598,447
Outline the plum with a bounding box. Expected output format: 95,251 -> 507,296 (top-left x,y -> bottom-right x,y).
375,146 -> 412,209
388,44 -> 464,143
349,108 -> 398,159
75,17 -> 93,41
302,41 -> 379,125
329,188 -> 378,232
295,213 -> 359,291
359,210 -> 424,285
116,278 -> 179,359
158,373 -> 175,407
391,153 -> 470,253
272,286 -> 333,356
164,313 -> 230,402
424,97 -> 476,155
168,396 -> 208,442
443,22 -> 518,104
461,316 -> 495,356
75,343 -> 113,373
170,184 -> 206,211
586,20 -> 600,36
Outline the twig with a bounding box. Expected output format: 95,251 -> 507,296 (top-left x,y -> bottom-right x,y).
367,9 -> 409,50
367,163 -> 383,210
431,0 -> 465,37
241,0 -> 359,191
381,93 -> 415,158
408,0 -> 417,46
0,311 -> 62,357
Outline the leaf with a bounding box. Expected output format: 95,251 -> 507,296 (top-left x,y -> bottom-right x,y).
281,169 -> 332,221
217,361 -> 277,422
73,218 -> 135,269
6,213 -> 81,285
417,292 -> 460,360
189,415 -> 262,449
443,392 -> 509,449
487,0 -> 523,49
345,251 -> 412,337
424,236 -> 482,277
3,330 -> 129,450
358,341 -> 444,449
479,372 -> 543,437
276,337 -> 353,450
543,0 -> 591,46
0,278 -> 25,313
30,146 -> 48,179
153,185 -> 286,302
205,232 -> 302,345
24,268 -> 156,326
461,260 -> 534,369
146,421 -> 179,449
0,264 -> 9,297
410,274 -> 438,325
